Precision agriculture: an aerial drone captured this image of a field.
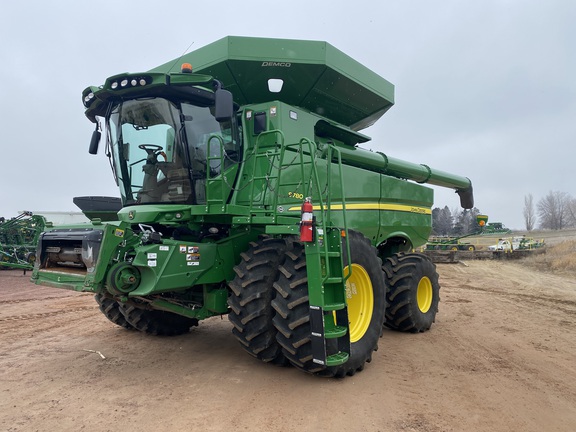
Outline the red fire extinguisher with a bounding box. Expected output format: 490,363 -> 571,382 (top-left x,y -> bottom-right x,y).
300,197 -> 314,242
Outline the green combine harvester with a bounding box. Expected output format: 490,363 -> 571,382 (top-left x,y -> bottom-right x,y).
32,36 -> 474,377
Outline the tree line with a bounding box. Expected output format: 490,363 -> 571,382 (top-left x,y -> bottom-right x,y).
432,191 -> 576,235
431,206 -> 483,236
524,191 -> 576,231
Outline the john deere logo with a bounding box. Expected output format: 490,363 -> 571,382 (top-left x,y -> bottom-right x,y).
128,211 -> 135,220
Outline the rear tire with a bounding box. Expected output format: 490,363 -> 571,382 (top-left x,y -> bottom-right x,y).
119,303 -> 198,336
273,231 -> 386,377
383,253 -> 440,333
228,237 -> 289,365
94,293 -> 133,330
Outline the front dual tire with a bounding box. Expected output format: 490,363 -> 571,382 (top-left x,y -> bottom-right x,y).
272,231 -> 387,377
228,237 -> 290,365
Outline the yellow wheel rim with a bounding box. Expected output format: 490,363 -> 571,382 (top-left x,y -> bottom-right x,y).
345,264 -> 374,343
417,276 -> 433,313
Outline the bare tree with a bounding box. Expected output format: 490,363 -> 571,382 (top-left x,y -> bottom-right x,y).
432,206 -> 454,235
452,207 -> 481,235
537,191 -> 571,230
523,194 -> 536,231
567,196 -> 576,227
433,206 -> 483,236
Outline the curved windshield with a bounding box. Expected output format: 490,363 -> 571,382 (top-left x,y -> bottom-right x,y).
107,98 -> 240,206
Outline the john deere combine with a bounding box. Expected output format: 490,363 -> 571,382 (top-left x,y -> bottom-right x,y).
32,36 -> 474,377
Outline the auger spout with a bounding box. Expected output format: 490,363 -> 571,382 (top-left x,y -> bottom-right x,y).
331,145 -> 474,209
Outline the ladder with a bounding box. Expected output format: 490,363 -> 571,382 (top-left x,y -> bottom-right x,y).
251,134 -> 352,367
302,144 -> 352,367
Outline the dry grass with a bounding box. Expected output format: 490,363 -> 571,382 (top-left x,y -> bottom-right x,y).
521,239 -> 576,275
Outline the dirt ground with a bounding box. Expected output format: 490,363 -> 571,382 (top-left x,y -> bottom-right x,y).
1,255 -> 576,431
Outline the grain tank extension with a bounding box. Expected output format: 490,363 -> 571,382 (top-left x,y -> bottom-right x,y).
32,37 -> 474,377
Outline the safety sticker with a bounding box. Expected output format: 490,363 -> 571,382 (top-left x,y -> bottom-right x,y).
187,262 -> 200,266
147,253 -> 157,259
180,245 -> 199,255
159,246 -> 169,251
114,229 -> 125,238
148,260 -> 157,267
186,253 -> 200,261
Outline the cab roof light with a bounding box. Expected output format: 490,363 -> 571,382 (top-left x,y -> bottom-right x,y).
110,76 -> 148,90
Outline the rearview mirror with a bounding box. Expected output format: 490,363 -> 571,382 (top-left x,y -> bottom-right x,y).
89,130 -> 101,155
214,88 -> 234,122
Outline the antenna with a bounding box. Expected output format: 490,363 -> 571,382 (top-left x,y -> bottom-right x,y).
167,41 -> 195,73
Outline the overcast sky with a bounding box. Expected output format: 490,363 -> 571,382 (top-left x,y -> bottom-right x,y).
1,1 -> 574,229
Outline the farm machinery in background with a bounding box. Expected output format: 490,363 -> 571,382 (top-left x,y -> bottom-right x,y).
424,215 -> 546,262
31,36 -> 475,377
488,236 -> 545,252
481,221 -> 511,235
426,214 -> 488,251
0,212 -> 46,270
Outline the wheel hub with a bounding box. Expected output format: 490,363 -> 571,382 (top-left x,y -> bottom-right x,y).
416,276 -> 433,313
345,263 -> 374,343
106,262 -> 141,296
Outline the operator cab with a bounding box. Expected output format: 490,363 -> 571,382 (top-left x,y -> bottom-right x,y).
106,97 -> 240,206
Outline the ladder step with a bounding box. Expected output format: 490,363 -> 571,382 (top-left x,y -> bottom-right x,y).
251,216 -> 276,224
324,277 -> 342,284
323,302 -> 346,311
325,352 -> 349,367
324,325 -> 347,339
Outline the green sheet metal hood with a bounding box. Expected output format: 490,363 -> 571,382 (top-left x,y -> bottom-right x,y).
150,36 -> 395,131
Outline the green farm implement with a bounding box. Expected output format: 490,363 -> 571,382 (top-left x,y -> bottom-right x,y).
1,212 -> 45,270
32,36 -> 474,377
482,222 -> 511,235
426,214 -> 488,251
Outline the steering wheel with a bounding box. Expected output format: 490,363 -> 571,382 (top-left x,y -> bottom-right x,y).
138,144 -> 167,164
138,144 -> 164,154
